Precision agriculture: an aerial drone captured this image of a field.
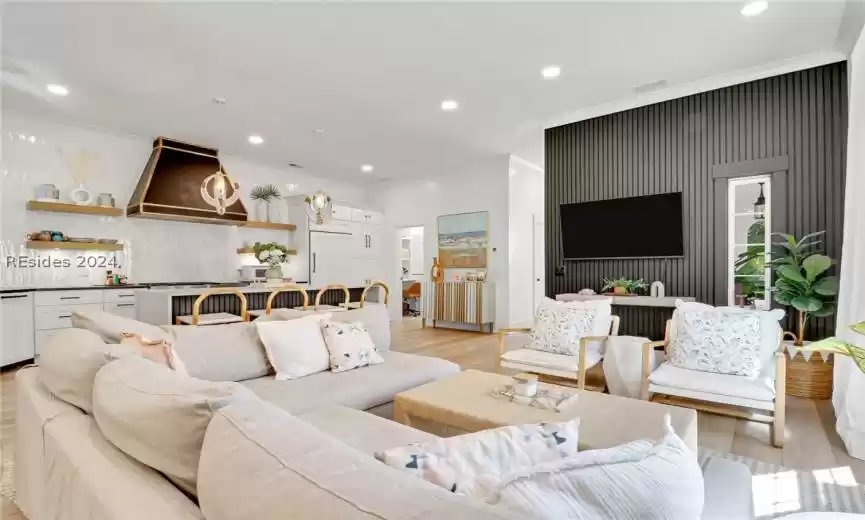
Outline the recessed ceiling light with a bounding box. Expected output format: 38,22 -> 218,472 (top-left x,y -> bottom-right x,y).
314,128 -> 325,133
361,164 -> 374,173
440,100 -> 459,111
248,134 -> 264,145
211,96 -> 227,105
46,84 -> 69,96
741,1 -> 768,17
541,66 -> 561,79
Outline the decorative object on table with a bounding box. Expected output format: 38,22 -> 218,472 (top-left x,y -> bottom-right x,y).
465,272 -> 478,282
491,380 -> 579,411
250,184 -> 281,222
51,231 -> 65,241
97,193 -> 115,207
578,288 -> 596,295
430,256 -> 444,282
650,281 -> 665,298
601,277 -> 647,295
252,242 -> 290,282
304,189 -> 332,225
66,237 -> 96,243
437,211 -> 489,268
512,373 -> 539,397
200,166 -> 241,216
603,336 -> 655,398
34,184 -> 60,202
476,269 -> 488,282
70,184 -> 93,205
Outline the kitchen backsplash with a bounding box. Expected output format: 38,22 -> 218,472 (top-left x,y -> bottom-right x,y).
0,113 -> 375,286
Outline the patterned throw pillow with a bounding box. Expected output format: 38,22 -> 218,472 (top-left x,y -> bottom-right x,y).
375,419 -> 580,495
321,320 -> 384,373
669,308 -> 763,377
527,300 -> 596,356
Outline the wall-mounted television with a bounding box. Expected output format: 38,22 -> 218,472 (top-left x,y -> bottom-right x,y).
560,192 -> 684,260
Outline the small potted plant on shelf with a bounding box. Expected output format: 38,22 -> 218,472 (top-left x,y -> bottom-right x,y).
601,277 -> 648,296
253,242 -> 290,282
250,184 -> 281,222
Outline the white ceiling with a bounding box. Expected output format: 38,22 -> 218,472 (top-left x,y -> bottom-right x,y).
0,2 -> 854,182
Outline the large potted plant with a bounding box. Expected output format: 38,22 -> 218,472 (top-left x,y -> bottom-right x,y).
770,231 -> 839,398
805,321 -> 865,374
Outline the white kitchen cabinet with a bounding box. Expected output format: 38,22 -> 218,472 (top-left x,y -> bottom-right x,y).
330,204 -> 353,221
309,231 -> 354,289
35,303 -> 102,330
103,289 -> 138,303
103,301 -> 138,320
1,292 -> 35,365
35,289 -> 104,306
351,208 -> 383,225
354,225 -> 384,259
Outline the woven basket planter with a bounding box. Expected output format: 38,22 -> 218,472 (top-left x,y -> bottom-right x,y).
786,352 -> 833,399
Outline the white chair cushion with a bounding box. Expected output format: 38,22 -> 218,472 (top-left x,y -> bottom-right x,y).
501,349 -> 602,378
649,362 -> 775,402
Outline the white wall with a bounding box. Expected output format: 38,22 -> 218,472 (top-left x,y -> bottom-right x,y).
834,23 -> 865,460
382,155 -> 510,325
507,155 -> 544,327
0,112 -> 373,286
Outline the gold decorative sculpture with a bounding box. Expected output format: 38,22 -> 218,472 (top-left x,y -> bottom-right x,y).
431,257 -> 444,282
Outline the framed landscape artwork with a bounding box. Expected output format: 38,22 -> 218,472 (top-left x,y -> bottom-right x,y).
437,211 -> 489,268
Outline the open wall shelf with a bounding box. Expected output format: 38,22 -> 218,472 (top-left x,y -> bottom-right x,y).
26,241 -> 124,252
27,201 -> 124,217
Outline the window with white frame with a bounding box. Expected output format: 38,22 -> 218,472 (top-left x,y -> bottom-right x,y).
728,176 -> 771,308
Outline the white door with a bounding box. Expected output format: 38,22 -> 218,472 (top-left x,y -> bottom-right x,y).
1,292 -> 35,366
309,231 -> 353,289
532,217 -> 545,313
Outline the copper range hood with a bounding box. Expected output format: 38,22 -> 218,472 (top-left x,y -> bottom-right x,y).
126,137 -> 247,225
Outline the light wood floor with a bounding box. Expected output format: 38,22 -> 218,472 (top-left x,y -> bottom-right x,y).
2,318 -> 863,519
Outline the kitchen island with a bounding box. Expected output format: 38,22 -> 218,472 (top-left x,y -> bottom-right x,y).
136,284 -> 385,325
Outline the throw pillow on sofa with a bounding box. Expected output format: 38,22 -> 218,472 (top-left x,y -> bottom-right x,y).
38,328 -> 137,413
255,313 -> 333,380
321,320 -> 384,373
375,419 -> 580,494
71,308 -> 171,343
119,332 -> 188,375
161,322 -> 272,382
470,416 -> 704,520
668,301 -> 784,378
92,355 -> 254,497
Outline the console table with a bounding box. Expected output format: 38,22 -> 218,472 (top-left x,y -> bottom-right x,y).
555,294 -> 695,307
420,282 -> 495,333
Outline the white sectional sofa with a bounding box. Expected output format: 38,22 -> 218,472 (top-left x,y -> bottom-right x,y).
14,306 -> 757,520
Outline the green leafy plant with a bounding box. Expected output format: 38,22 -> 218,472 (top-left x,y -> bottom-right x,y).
252,242 -> 290,266
601,277 -> 648,294
250,184 -> 281,202
802,321 -> 865,373
770,231 -> 839,345
733,218 -> 766,303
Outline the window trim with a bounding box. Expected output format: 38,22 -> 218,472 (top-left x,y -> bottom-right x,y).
727,175 -> 772,307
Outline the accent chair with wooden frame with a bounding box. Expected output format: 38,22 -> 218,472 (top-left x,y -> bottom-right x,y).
641,319 -> 787,448
498,315 -> 621,391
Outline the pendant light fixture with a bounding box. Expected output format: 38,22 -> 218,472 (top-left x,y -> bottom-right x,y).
753,182 -> 766,217
305,189 -> 332,225
201,167 -> 241,215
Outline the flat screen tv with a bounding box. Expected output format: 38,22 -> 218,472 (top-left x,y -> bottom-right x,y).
560,192 -> 684,259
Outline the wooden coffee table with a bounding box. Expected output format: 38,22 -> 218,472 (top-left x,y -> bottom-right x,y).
394,369 -> 698,452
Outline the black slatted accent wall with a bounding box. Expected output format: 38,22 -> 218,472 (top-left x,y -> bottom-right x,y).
545,62 -> 848,340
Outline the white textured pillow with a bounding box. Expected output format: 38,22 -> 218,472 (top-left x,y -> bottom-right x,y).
670,301 -> 784,377
528,298 -> 597,356
375,419 -> 580,495
321,320 -> 384,373
472,417 -> 704,520
255,313 -> 332,380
